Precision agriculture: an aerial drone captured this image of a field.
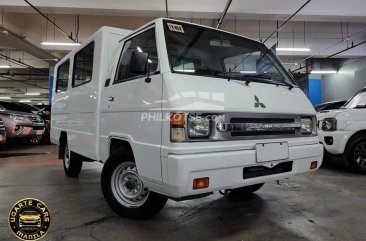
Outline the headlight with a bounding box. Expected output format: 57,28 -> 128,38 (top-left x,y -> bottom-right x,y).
188,114 -> 211,138
301,118 -> 313,134
9,114 -> 25,121
322,118 -> 337,131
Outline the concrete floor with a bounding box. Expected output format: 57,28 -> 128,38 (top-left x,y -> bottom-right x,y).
0,144 -> 365,241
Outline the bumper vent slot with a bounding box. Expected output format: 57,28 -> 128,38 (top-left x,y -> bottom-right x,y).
243,161 -> 293,179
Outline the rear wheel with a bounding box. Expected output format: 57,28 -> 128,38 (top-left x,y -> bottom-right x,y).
229,183 -> 264,199
101,149 -> 167,219
63,143 -> 83,177
344,135 -> 366,174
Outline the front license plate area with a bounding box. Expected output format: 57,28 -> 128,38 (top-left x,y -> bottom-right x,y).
256,142 -> 289,163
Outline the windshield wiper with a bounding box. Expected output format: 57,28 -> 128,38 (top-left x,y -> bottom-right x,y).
240,74 -> 295,90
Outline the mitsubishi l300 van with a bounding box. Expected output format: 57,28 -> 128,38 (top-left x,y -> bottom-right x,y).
51,18 -> 323,219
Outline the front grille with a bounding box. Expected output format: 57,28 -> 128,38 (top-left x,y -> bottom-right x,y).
0,120 -> 5,132
29,116 -> 43,124
243,161 -> 293,179
33,126 -> 44,130
230,118 -> 295,123
227,117 -> 300,137
231,130 -> 296,136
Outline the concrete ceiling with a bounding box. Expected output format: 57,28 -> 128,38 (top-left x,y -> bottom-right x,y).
0,0 -> 366,103
2,0 -> 366,21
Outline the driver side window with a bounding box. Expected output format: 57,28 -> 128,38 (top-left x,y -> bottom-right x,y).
114,28 -> 158,84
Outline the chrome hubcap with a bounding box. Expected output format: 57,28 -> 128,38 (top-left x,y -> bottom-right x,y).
64,145 -> 70,169
111,162 -> 149,207
354,142 -> 366,169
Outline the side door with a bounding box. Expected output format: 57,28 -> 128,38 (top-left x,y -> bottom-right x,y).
100,26 -> 164,183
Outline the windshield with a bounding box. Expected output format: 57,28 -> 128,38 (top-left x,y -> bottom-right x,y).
344,89 -> 366,109
163,20 -> 295,86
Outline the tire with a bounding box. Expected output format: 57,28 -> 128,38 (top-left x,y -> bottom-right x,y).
229,183 -> 264,200
63,143 -> 83,177
101,149 -> 167,220
344,135 -> 366,174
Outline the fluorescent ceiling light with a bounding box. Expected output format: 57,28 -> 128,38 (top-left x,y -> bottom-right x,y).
175,69 -> 195,73
19,99 -> 32,103
283,63 -> 298,66
240,70 -> 257,74
276,47 -> 311,52
311,70 -> 337,74
0,65 -> 11,68
25,92 -> 41,96
41,42 -> 81,46
0,96 -> 11,99
137,46 -> 143,53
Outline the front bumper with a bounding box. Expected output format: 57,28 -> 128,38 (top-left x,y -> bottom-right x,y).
6,125 -> 45,139
318,130 -> 355,155
0,132 -> 6,144
162,143 -> 323,198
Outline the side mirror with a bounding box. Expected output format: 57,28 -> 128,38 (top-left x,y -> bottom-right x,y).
129,49 -> 149,75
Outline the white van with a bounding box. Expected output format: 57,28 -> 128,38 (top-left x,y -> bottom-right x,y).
51,18 -> 323,219
318,87 -> 366,173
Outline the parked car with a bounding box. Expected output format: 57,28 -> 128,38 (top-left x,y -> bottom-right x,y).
17,103 -> 51,143
0,101 -> 45,142
51,19 -> 323,219
315,100 -> 347,112
318,87 -> 366,173
0,118 -> 6,144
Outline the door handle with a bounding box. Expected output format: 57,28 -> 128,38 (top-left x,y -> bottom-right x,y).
108,96 -> 114,102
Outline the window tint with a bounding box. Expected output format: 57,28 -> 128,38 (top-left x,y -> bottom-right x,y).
56,60 -> 70,92
114,28 -> 158,83
73,42 -> 94,87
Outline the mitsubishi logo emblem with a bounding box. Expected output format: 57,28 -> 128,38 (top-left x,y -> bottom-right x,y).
254,95 -> 266,108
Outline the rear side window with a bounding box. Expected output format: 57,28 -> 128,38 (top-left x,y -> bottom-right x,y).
56,60 -> 70,92
114,28 -> 158,84
73,42 -> 94,87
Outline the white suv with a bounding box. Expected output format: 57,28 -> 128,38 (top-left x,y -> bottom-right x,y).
318,87 -> 366,173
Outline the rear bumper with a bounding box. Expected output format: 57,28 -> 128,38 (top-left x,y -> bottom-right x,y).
162,143 -> 323,198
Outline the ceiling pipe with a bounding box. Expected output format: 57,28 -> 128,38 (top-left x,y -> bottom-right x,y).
0,53 -> 48,73
0,75 -> 48,89
291,39 -> 366,73
263,0 -> 311,43
23,0 -> 76,43
217,0 -> 232,29
165,0 -> 169,18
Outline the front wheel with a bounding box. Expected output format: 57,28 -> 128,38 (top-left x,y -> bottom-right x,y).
344,135 -> 366,174
101,150 -> 167,219
229,183 -> 264,200
63,143 -> 83,177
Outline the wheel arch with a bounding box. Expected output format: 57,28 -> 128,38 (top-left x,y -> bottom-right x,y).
109,138 -> 135,160
58,131 -> 67,159
346,130 -> 366,149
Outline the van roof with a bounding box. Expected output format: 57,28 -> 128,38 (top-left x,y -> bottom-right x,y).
133,18 -> 262,44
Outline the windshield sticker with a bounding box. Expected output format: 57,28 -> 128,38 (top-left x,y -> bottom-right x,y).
167,23 -> 184,33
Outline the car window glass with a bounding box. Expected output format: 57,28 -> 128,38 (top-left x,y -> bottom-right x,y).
114,28 -> 158,83
56,60 -> 70,92
73,42 -> 94,87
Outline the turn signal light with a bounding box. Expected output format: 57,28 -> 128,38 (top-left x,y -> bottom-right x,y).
193,177 -> 209,189
310,161 -> 318,170
170,113 -> 185,126
170,113 -> 186,142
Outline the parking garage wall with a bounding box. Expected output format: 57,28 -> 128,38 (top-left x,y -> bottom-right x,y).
321,57 -> 366,102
